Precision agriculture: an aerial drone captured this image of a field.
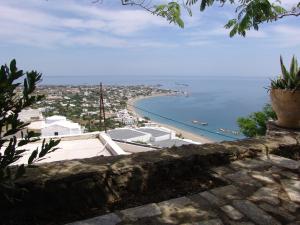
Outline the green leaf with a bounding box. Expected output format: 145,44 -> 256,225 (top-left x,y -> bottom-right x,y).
28,149 -> 38,164
280,55 -> 289,81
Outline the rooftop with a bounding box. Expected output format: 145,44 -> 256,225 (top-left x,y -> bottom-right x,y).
108,128 -> 148,140
44,120 -> 81,129
116,141 -> 157,153
151,138 -> 196,148
11,137 -> 111,165
137,128 -> 170,137
46,115 -> 67,122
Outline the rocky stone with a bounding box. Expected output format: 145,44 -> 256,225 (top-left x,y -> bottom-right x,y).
220,205 -> 243,220
225,171 -> 262,195
66,213 -> 121,225
250,171 -> 277,185
197,219 -> 224,225
120,203 -> 161,220
228,222 -> 255,225
260,155 -> 300,170
249,186 -> 280,205
258,203 -> 296,222
281,179 -> 300,203
230,158 -> 271,171
200,191 -> 226,206
158,196 -> 193,208
211,166 -> 235,175
287,222 -> 300,225
210,185 -> 242,200
188,193 -> 216,210
157,197 -> 214,224
282,200 -> 300,213
232,200 -> 281,225
278,170 -> 299,180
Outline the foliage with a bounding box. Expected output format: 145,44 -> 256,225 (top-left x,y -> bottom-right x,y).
154,2 -> 185,28
0,59 -> 60,204
237,104 -> 277,137
123,0 -> 300,37
120,100 -> 127,108
270,56 -> 300,91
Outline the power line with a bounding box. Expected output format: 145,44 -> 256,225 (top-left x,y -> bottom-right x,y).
127,103 -> 239,140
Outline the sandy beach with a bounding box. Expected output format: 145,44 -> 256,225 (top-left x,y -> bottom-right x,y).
127,95 -> 214,144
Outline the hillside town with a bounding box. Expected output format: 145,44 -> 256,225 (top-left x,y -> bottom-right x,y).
15,84 -> 201,165
33,84 -> 175,131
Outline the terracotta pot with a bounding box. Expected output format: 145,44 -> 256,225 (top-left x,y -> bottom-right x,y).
270,88 -> 300,128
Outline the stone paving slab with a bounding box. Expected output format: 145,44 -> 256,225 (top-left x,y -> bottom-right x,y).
67,154 -> 300,225
210,185 -> 242,200
157,196 -> 217,224
196,219 -> 224,225
120,203 -> 161,220
232,200 -> 281,225
258,203 -> 296,222
66,213 -> 121,225
259,155 -> 300,170
230,158 -> 272,170
250,171 -> 277,184
281,179 -> 300,203
249,186 -> 280,205
199,191 -> 226,207
220,205 -> 243,220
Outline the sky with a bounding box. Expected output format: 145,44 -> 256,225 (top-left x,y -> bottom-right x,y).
0,0 -> 299,78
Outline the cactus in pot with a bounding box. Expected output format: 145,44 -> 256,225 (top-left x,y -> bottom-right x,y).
270,56 -> 300,128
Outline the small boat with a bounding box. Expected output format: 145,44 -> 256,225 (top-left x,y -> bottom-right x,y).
192,120 -> 199,124
201,122 -> 208,126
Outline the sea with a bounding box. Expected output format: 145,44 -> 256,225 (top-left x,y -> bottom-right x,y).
42,75 -> 270,141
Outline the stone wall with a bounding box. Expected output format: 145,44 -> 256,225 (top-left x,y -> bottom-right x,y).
2,129 -> 300,224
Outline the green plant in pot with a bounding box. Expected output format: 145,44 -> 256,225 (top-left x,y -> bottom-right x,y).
270,56 -> 300,128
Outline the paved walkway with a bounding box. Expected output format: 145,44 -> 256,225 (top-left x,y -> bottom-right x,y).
68,154 -> 300,225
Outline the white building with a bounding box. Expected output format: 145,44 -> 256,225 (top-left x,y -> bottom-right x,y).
137,127 -> 175,142
41,116 -> 82,137
108,126 -> 199,148
115,109 -> 136,125
19,108 -> 43,122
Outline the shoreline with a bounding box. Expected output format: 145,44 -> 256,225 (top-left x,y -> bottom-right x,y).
127,94 -> 214,144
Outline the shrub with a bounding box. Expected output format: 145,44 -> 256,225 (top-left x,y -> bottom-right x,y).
0,59 -> 60,204
237,104 -> 277,137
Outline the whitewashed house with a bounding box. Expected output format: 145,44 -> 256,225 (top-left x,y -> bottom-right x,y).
41,116 -> 82,137
137,127 -> 175,142
116,109 -> 136,125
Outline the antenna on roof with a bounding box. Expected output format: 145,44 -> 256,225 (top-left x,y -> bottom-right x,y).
99,82 -> 107,133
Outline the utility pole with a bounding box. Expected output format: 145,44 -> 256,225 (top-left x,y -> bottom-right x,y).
99,83 -> 107,133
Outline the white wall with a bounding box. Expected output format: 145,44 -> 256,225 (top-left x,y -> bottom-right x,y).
151,134 -> 171,142
42,125 -> 81,137
99,132 -> 128,156
127,134 -> 151,143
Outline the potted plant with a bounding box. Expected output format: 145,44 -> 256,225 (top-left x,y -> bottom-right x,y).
270,56 -> 300,128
